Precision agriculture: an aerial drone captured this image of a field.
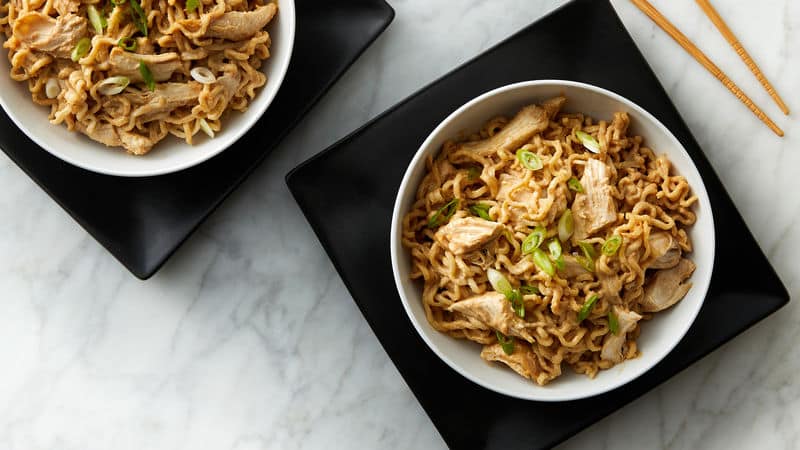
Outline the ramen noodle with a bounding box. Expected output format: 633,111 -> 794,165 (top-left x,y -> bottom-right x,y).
0,0 -> 277,154
401,97 -> 698,385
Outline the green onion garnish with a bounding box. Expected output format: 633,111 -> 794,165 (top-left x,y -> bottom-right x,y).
469,203 -> 492,221
487,268 -> 524,318
487,268 -> 513,297
567,177 -> 584,193
522,226 -> 546,255
138,61 -> 155,91
508,289 -> 525,318
578,241 -> 597,260
602,235 -> 622,256
87,5 -> 105,34
117,36 -> 137,51
577,294 -> 599,323
608,310 -> 619,335
516,148 -> 543,170
554,254 -> 565,271
557,209 -> 573,242
577,241 -> 596,272
532,248 -> 555,277
548,239 -> 562,259
520,284 -> 539,295
496,331 -> 515,355
576,130 -> 600,153
186,0 -> 200,13
427,198 -> 459,229
71,37 -> 91,62
466,165 -> 481,181
130,0 -> 148,36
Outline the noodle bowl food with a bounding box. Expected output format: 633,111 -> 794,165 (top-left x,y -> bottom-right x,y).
392,82 -> 714,397
0,0 -> 279,155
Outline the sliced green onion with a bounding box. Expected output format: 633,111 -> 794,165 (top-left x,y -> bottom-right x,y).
469,203 -> 492,221
576,130 -> 600,153
130,0 -> 148,36
567,177 -> 584,193
554,254 -> 565,271
520,284 -> 539,295
427,198 -> 459,229
198,118 -> 214,138
577,294 -> 599,323
96,76 -> 129,95
466,166 -> 481,181
578,241 -> 597,260
71,37 -> 91,62
576,241 -> 597,272
117,36 -> 137,51
608,310 -> 619,335
87,5 -> 105,34
186,0 -> 200,12
558,209 -> 574,242
508,289 -> 525,318
138,61 -> 155,91
602,235 -> 623,256
522,226 -> 546,255
532,248 -> 555,277
496,331 -> 515,355
516,148 -> 543,170
487,268 -> 513,297
548,239 -> 562,259
487,269 -> 524,318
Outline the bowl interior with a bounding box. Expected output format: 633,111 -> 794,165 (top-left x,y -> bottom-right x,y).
0,0 -> 295,177
391,81 -> 715,401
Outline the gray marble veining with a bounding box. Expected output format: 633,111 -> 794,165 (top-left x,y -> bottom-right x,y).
0,0 -> 797,449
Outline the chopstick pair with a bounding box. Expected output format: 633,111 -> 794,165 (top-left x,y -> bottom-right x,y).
629,0 -> 788,137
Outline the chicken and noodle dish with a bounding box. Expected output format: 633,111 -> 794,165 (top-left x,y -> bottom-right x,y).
0,0 -> 277,154
401,97 -> 698,385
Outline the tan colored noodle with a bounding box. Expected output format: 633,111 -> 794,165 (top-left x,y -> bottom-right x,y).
0,0 -> 276,154
401,97 -> 698,385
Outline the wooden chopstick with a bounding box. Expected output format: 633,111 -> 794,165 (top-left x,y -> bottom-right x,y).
696,0 -> 789,115
629,0 -> 784,137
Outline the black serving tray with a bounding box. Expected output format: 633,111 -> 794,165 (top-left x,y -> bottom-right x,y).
0,0 -> 394,279
286,1 -> 790,448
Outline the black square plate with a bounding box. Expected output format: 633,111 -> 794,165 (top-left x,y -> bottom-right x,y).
286,1 -> 790,448
0,0 -> 394,279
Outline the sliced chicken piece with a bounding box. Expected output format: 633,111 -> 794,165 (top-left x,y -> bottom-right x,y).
447,292 -> 534,343
124,82 -> 203,123
599,272 -> 623,301
601,306 -> 642,363
558,254 -> 589,278
481,342 -> 539,381
75,122 -> 156,155
435,217 -> 503,255
640,258 -> 696,312
118,129 -> 157,155
13,12 -> 87,59
108,47 -> 183,83
572,159 -> 618,240
75,121 -> 122,148
646,231 -> 682,270
53,0 -> 80,15
206,3 -> 277,41
458,97 -> 565,157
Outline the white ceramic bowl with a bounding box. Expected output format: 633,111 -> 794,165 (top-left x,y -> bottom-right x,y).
0,0 -> 295,177
390,80 -> 715,401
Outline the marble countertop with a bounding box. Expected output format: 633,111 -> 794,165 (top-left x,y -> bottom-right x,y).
0,0 -> 797,448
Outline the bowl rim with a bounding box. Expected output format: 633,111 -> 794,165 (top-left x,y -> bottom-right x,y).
390,79 -> 715,401
0,0 -> 296,178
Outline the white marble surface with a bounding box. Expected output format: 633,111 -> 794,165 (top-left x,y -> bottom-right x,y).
0,0 -> 797,448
